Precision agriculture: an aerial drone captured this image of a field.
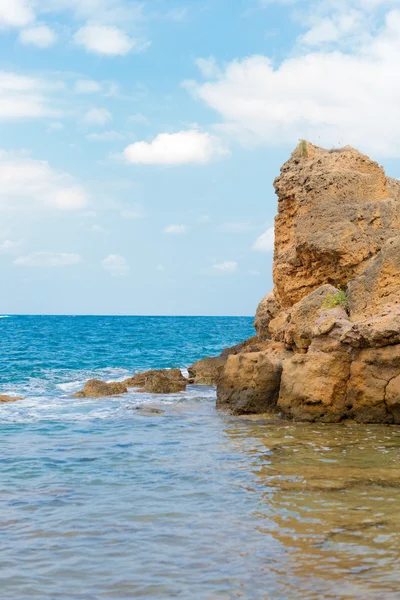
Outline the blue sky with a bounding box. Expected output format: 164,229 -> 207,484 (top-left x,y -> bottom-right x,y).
1,0 -> 400,315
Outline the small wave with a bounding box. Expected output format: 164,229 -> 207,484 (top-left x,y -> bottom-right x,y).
57,380 -> 86,392
0,315 -> 10,318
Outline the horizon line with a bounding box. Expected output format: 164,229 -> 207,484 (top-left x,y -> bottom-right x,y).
0,313 -> 254,318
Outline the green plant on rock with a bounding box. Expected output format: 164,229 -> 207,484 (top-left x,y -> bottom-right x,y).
299,139 -> 308,158
322,288 -> 349,310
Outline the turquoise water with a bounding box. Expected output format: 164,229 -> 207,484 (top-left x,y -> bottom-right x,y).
1,316 -> 400,599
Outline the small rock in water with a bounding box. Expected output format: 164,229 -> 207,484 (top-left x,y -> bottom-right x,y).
123,368 -> 187,392
0,395 -> 24,403
142,372 -> 186,394
74,379 -> 128,398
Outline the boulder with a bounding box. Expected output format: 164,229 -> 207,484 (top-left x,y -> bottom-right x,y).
273,142 -> 400,308
217,349 -> 287,415
254,291 -> 279,339
142,372 -> 186,394
124,368 -> 187,388
0,395 -> 23,403
74,379 -> 128,398
278,350 -> 352,422
188,357 -> 226,385
346,345 -> 400,423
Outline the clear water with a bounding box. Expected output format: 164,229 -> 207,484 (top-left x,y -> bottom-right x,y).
1,316 -> 400,600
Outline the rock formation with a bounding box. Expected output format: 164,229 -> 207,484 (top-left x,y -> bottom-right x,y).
215,142 -> 400,423
75,369 -> 188,398
74,379 -> 128,398
124,368 -> 187,389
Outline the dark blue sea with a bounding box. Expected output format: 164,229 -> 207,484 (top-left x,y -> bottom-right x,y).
1,315 -> 400,599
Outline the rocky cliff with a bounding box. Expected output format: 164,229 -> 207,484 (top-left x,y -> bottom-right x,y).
216,142 -> 400,423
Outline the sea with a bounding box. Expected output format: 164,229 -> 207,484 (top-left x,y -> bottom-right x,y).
1,315 -> 400,600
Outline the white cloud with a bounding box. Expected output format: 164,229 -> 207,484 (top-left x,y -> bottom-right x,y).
188,10 -> 400,156
74,79 -> 101,94
0,239 -> 22,253
124,130 -> 230,166
14,252 -> 81,267
19,25 -> 57,48
102,254 -> 129,276
86,130 -> 124,142
121,203 -> 146,219
0,151 -> 88,211
219,221 -> 252,232
212,261 -> 238,273
164,224 -> 187,234
0,0 -> 34,29
253,227 -> 274,252
74,25 -> 135,56
84,107 -> 112,126
0,71 -> 61,120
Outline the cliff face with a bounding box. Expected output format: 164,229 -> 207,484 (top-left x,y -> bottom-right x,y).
273,143 -> 400,308
216,142 -> 400,423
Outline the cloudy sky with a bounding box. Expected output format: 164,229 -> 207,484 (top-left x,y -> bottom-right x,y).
1,0 -> 400,315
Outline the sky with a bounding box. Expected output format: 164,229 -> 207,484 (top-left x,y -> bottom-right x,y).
1,0 -> 400,316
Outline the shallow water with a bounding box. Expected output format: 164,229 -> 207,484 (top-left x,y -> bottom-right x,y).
1,316 -> 400,599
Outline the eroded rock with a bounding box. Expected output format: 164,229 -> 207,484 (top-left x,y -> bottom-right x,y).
188,357 -> 226,385
217,349 -> 287,415
124,368 -> 187,388
74,379 -> 128,398
273,142 -> 400,308
142,372 -> 186,394
254,291 -> 279,340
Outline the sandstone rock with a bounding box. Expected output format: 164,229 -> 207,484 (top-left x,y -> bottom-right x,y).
188,357 -> 226,385
268,309 -> 291,342
346,345 -> 400,423
124,368 -> 187,388
75,379 -> 128,398
285,284 -> 343,350
340,310 -> 400,348
273,142 -> 400,308
0,395 -> 23,403
220,336 -> 268,357
278,350 -> 352,422
254,291 -> 279,339
142,372 -> 186,394
217,350 -> 287,415
347,236 -> 400,320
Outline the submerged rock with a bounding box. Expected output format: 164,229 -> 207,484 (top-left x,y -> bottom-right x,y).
74,379 -> 128,398
130,406 -> 165,415
0,395 -> 24,403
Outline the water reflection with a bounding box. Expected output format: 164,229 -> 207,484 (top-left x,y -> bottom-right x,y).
224,419 -> 400,599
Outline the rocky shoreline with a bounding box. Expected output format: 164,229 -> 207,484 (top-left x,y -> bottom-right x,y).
18,141 -> 399,425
